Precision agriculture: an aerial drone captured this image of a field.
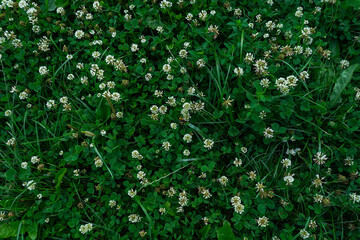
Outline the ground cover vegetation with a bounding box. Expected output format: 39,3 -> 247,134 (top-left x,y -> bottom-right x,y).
1,0 -> 360,239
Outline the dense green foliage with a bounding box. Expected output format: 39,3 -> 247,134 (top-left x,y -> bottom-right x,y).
1,0 -> 360,239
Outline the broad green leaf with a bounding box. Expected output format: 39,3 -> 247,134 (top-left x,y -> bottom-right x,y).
342,0 -> 360,9
328,64 -> 359,108
5,168 -> 16,181
135,197 -> 154,238
257,204 -> 266,214
26,223 -> 38,240
0,221 -> 20,238
48,0 -> 57,11
200,224 -> 211,238
186,122 -> 205,138
55,168 -> 67,190
96,98 -> 111,122
63,152 -> 79,162
228,126 -> 239,137
55,0 -> 69,7
278,207 -> 288,219
329,40 -> 340,57
216,220 -> 236,240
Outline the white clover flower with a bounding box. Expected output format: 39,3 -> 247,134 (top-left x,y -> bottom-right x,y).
19,0 -> 28,8
5,110 -> 12,116
56,7 -> 65,14
263,127 -> 274,138
234,204 -> 245,214
21,162 -> 28,169
74,30 -> 84,39
350,193 -> 360,203
150,105 -> 159,114
137,171 -> 146,180
93,1 -> 101,11
199,10 -> 207,21
158,105 -> 167,114
19,91 -> 29,100
67,74 -> 75,80
295,7 -> 303,18
92,51 -> 101,59
218,176 -> 228,186
313,152 -> 327,165
281,158 -> 291,168
109,200 -> 116,208
234,67 -> 244,77
6,137 -> 16,146
24,180 -> 36,191
204,139 -> 214,149
340,60 -> 350,69
256,216 -> 269,227
196,59 -> 205,68
156,26 -> 164,33
283,173 -> 295,185
79,223 -> 93,234
39,66 -> 48,75
162,64 -> 171,73
162,141 -> 171,151
128,189 -> 137,198
233,158 -> 242,167
183,149 -> 190,156
299,229 -> 310,239
79,225 -> 87,234
186,13 -> 193,21
116,112 -> 123,118
73,169 -> 80,177
183,134 -> 192,143
179,49 -> 188,58
59,96 -> 68,104
128,214 -> 141,223
31,156 -> 40,164
131,44 -> 139,52
132,150 -> 143,160
145,73 -> 152,81
94,158 -> 103,167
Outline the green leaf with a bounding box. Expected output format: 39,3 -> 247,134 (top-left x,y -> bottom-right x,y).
63,152 -> 79,162
217,220 -> 236,240
96,98 -> 111,122
165,201 -> 176,217
55,168 -> 67,190
0,221 -> 20,238
329,40 -> 340,57
14,49 -> 25,60
342,0 -> 360,9
124,19 -> 139,30
135,197 -> 154,238
228,126 -> 239,137
278,207 -> 288,219
257,204 -> 266,214
200,224 -> 211,238
27,223 -> 38,240
328,64 -> 359,108
5,168 -> 16,181
55,0 -> 69,7
300,100 -> 310,111
314,203 -> 322,214
48,0 -> 57,11
67,217 -> 79,228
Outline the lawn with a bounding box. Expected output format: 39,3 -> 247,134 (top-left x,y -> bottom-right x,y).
1,0 -> 360,239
